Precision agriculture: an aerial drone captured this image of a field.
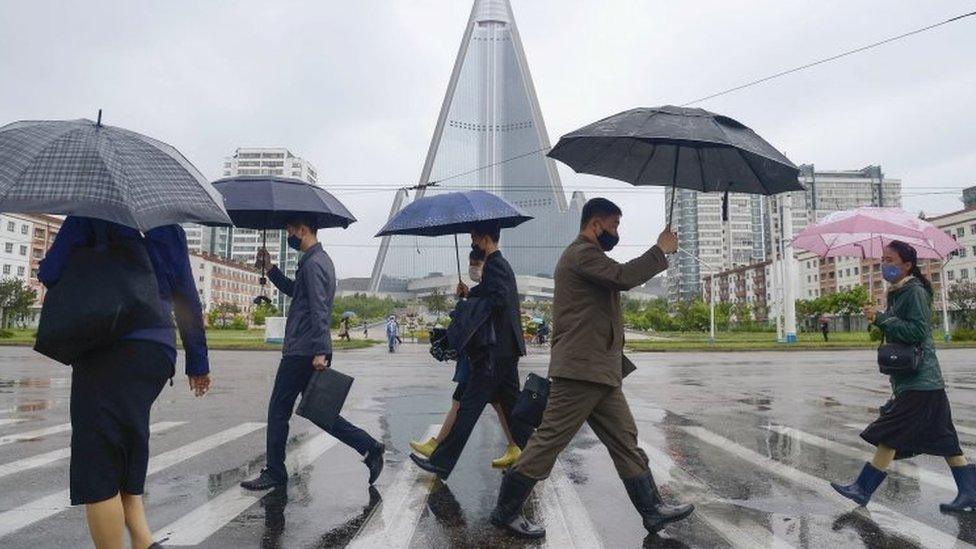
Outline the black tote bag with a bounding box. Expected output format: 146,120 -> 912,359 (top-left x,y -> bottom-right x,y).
34,234 -> 170,365
511,373 -> 551,428
297,368 -> 354,431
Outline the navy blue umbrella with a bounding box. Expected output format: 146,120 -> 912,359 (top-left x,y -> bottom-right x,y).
213,175 -> 357,303
375,190 -> 532,280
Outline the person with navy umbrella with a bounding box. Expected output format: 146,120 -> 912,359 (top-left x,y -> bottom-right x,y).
240,215 -> 385,491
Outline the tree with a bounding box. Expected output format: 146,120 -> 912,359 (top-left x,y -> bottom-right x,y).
949,281 -> 976,329
827,286 -> 870,331
251,302 -> 278,326
0,279 -> 37,329
421,288 -> 449,315
208,302 -> 241,328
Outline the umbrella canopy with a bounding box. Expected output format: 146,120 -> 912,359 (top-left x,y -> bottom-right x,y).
548,105 -> 803,196
212,175 -> 356,230
0,117 -> 231,231
342,311 -> 356,319
792,208 -> 960,260
375,190 -> 531,237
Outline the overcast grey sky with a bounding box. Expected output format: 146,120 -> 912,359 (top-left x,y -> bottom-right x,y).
2,0 -> 974,278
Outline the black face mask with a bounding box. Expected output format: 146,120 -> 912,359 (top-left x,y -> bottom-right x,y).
597,229 -> 619,252
287,235 -> 303,251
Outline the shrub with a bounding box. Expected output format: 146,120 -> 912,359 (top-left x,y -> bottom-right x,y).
952,327 -> 976,341
0,329 -> 13,339
230,315 -> 248,331
869,326 -> 883,342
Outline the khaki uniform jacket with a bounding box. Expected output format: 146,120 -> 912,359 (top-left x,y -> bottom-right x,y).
548,236 -> 668,387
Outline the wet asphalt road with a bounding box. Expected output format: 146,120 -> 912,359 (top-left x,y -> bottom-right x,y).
1,344 -> 976,548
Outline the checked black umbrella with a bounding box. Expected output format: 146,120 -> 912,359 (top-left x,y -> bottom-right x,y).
0,113 -> 231,230
548,105 -> 803,226
213,175 -> 356,304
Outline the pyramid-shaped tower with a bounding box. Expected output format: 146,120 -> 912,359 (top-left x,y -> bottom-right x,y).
369,0 -> 582,292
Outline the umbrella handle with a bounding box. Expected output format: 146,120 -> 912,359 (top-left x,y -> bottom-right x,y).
454,234 -> 462,283
667,186 -> 677,230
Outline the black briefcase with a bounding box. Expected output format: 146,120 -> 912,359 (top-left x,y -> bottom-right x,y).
512,373 -> 551,428
297,368 -> 354,431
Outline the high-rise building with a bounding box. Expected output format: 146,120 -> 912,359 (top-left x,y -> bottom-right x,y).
184,147 -> 318,312
368,0 -> 583,292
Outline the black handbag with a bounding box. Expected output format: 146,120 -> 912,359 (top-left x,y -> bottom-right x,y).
297,367 -> 354,431
429,327 -> 458,362
34,230 -> 170,365
511,373 -> 551,428
877,332 -> 922,375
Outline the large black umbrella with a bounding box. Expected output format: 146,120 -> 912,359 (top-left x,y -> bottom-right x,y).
375,190 -> 532,282
0,114 -> 231,230
547,105 -> 803,225
213,175 -> 356,303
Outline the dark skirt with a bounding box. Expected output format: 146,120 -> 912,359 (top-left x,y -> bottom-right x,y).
860,389 -> 963,460
69,340 -> 173,505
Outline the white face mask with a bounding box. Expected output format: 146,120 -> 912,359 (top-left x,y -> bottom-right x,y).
469,265 -> 483,282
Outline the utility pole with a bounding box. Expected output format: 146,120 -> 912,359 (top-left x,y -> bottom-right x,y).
782,193 -> 798,343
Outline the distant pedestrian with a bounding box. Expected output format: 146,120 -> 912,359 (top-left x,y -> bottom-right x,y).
386,315 -> 400,352
363,322 -> 369,339
39,216 -> 211,549
831,240 -> 974,512
338,316 -> 351,342
820,316 -> 830,342
241,215 -> 384,492
489,198 -> 693,539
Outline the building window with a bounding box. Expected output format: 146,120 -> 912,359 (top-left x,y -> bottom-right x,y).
16,266 -> 24,276
948,270 -> 956,281
20,225 -> 28,235
19,245 -> 26,256
960,248 -> 968,258
4,243 -> 11,253
958,227 -> 966,238
962,269 -> 970,280
2,265 -> 9,275
6,221 -> 13,232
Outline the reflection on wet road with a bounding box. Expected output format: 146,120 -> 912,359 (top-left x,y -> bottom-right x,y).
2,344 -> 976,547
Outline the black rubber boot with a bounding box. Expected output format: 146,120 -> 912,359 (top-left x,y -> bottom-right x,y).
489,470 -> 546,539
941,464 -> 976,512
830,462 -> 887,506
623,470 -> 694,533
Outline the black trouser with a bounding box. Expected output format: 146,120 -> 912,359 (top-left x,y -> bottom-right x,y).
428,355 -> 531,477
265,354 -> 377,482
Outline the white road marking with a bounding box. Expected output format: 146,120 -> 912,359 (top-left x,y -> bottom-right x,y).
0,422 -> 184,480
0,422 -> 265,540
158,431 -> 339,545
0,418 -> 29,428
683,426 -> 972,549
767,425 -> 955,492
346,425 -> 441,549
0,423 -> 72,447
537,459 -> 605,549
640,437 -> 797,549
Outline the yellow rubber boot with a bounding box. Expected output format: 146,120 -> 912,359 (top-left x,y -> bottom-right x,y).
410,437 -> 438,458
491,444 -> 522,469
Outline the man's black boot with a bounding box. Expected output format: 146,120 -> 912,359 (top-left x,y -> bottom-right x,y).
623,470 -> 694,533
489,470 -> 545,539
364,443 -> 385,485
240,468 -> 286,491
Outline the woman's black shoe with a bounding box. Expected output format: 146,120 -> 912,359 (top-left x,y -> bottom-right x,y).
410,453 -> 450,480
489,470 -> 545,539
623,470 -> 694,533
941,464 -> 976,512
241,469 -> 286,491
364,443 -> 385,485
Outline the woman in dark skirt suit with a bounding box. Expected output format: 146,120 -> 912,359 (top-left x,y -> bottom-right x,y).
831,240 -> 975,512
38,216 -> 212,549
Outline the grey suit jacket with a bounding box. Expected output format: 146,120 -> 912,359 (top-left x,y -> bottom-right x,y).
268,243 -> 334,357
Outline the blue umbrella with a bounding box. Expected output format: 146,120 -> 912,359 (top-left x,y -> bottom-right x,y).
375,190 -> 532,280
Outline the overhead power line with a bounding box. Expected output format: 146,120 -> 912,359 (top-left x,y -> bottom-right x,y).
681,10 -> 976,106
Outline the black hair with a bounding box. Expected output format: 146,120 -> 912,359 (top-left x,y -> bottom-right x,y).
469,244 -> 486,263
471,220 -> 501,243
285,215 -> 320,232
887,240 -> 933,296
580,197 -> 622,229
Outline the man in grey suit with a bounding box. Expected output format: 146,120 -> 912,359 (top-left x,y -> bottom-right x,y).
490,198 -> 693,538
241,216 -> 385,491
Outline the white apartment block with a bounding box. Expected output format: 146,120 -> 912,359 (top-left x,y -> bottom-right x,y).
190,252 -> 277,318
221,147 -> 318,183
927,188 -> 976,327
0,214 -> 33,284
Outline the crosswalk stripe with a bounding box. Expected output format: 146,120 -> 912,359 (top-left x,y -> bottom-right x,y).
640,437 -> 797,549
537,459 -> 605,549
0,423 -> 71,447
767,425 -> 956,492
0,418 -> 29,428
0,422 -> 185,481
346,425 -> 441,549
157,431 -> 340,545
683,426 -> 972,549
0,422 -> 265,540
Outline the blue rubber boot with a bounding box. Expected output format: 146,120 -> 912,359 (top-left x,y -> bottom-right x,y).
831,462 -> 887,506
941,464 -> 976,513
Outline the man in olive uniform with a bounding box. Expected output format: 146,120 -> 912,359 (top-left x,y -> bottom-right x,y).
489,198 -> 693,539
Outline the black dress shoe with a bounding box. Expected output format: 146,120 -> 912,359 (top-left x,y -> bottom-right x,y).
410,453 -> 449,480
241,469 -> 286,491
364,443 -> 385,485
